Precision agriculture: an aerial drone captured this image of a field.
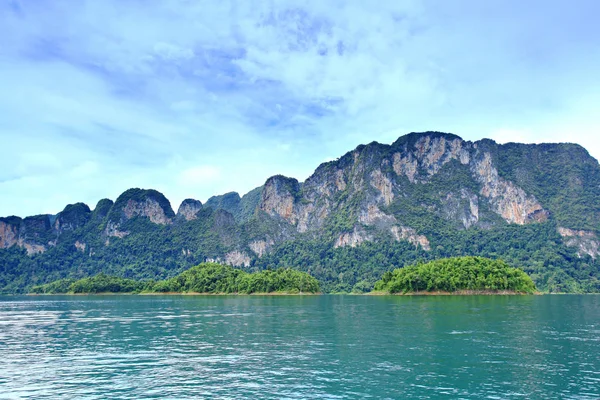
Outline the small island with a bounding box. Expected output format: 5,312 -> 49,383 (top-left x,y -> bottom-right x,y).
373,256 -> 537,295
30,262 -> 321,295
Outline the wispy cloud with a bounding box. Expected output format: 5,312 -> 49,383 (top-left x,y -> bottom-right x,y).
1,0 -> 599,216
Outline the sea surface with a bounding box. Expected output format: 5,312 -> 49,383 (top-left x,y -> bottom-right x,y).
0,295 -> 598,399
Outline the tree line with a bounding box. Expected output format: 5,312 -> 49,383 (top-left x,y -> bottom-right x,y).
30,262 -> 320,294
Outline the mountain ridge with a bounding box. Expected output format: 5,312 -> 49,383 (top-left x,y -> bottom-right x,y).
1,131 -> 599,293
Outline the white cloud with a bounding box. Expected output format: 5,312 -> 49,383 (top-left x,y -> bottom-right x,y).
153,42 -> 194,63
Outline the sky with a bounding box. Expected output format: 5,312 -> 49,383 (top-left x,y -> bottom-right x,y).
1,0 -> 599,217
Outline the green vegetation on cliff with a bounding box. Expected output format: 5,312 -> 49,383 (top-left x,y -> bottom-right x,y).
374,257 -> 536,294
2,215 -> 599,294
495,142 -> 600,231
30,263 -> 320,294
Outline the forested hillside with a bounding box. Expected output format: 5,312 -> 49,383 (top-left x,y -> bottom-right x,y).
1,132 -> 599,293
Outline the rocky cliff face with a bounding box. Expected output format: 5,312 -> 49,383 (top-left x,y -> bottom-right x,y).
390,226 -> 431,250
0,205 -> 92,254
122,198 -> 173,225
15,215 -> 54,255
334,227 -> 372,248
252,132 -> 554,253
54,203 -> 92,233
225,250 -> 251,267
558,227 -> 600,259
0,218 -> 19,249
177,199 -> 203,221
392,134 -> 471,182
259,175 -> 301,224
441,189 -> 479,229
472,150 -> 548,225
249,239 -> 274,257
107,189 -> 175,226
104,221 -> 129,239
389,134 -> 548,226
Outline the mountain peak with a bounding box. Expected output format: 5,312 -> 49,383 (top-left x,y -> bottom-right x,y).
391,131 -> 463,148
205,192 -> 241,214
177,199 -> 203,221
55,203 -> 91,232
108,188 -> 175,225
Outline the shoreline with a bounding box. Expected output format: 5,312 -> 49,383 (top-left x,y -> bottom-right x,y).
366,290 -> 541,296
27,291 -> 537,296
27,291 -> 321,296
140,291 -> 321,296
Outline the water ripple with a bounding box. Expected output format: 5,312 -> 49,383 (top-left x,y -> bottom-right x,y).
0,295 -> 598,399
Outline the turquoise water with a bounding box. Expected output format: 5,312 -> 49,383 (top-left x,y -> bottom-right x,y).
0,295 -> 598,399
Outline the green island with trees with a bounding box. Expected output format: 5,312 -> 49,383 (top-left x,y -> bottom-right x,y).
373,256 -> 537,295
29,257 -> 538,296
30,262 -> 321,295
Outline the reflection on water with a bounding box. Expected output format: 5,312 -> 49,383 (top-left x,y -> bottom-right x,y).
0,295 -> 598,399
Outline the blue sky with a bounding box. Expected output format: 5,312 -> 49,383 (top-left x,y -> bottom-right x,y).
1,0 -> 599,217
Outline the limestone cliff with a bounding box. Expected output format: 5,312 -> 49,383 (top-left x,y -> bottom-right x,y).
388,133 -> 548,225
104,221 -> 129,239
15,215 -> 55,255
0,132 -> 589,260
249,239 -> 274,257
472,151 -> 548,225
391,134 -> 470,182
259,175 -> 301,224
123,199 -> 172,225
107,188 -> 175,226
177,199 -> 203,221
358,204 -> 396,226
441,189 -> 479,229
212,209 -> 239,247
334,227 -> 372,248
370,169 -> 394,206
558,227 -> 600,259
54,203 -> 91,233
249,132 -> 554,249
1,207 -> 91,255
0,218 -> 20,249
390,226 -> 431,250
224,250 -> 251,267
